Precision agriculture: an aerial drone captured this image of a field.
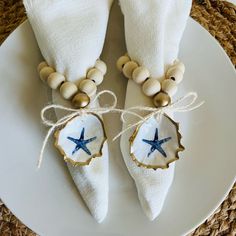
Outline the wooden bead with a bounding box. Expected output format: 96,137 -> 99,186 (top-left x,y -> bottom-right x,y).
47,72 -> 65,89
122,61 -> 139,79
153,92 -> 171,108
72,93 -> 90,108
37,61 -> 48,73
87,68 -> 104,85
161,79 -> 178,96
132,66 -> 150,84
95,60 -> 107,75
39,66 -> 55,82
166,67 -> 184,84
174,60 -> 185,73
142,78 -> 161,97
116,55 -> 131,71
79,79 -> 97,97
60,82 -> 78,100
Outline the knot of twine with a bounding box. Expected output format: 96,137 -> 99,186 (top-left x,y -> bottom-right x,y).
112,92 -> 205,141
38,90 -> 118,168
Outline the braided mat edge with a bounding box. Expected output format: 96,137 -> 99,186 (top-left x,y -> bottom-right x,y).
0,0 -> 235,235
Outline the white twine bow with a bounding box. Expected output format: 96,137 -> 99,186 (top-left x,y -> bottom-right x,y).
38,90 -> 119,168
38,90 -> 204,168
112,92 -> 205,141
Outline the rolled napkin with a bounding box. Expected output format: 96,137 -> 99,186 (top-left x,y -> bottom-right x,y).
119,0 -> 192,220
24,0 -> 113,223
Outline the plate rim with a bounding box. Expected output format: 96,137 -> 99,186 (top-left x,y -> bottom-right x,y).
0,18 -> 235,236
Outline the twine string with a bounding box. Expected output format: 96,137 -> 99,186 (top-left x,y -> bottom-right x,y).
112,92 -> 204,141
38,90 -> 118,168
38,91 -> 204,168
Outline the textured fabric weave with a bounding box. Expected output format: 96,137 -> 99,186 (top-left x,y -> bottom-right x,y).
119,0 -> 192,221
23,0 -> 113,223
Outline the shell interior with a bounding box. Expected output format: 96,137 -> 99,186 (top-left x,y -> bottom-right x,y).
130,114 -> 184,169
55,113 -> 106,166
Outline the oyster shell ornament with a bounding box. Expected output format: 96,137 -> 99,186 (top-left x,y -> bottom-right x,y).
116,55 -> 205,171
55,113 -> 106,166
38,90 -> 117,169
130,114 -> 184,170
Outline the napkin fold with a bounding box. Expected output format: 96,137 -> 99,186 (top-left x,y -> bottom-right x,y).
24,0 -> 113,83
119,0 -> 191,220
24,0 -> 113,223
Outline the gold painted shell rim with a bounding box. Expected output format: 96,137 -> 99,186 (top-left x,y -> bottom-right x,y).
54,112 -> 107,167
129,113 -> 185,170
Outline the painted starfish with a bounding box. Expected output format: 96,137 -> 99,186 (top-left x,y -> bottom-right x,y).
142,128 -> 171,158
67,128 -> 96,155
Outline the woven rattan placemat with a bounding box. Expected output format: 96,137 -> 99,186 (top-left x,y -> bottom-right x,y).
0,0 -> 235,235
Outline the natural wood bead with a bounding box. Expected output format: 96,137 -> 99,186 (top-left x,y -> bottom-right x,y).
132,66 -> 150,84
161,79 -> 178,97
166,67 -> 184,84
47,72 -> 65,89
39,66 -> 55,82
116,55 -> 131,71
153,92 -> 171,108
95,60 -> 107,75
72,93 -> 90,108
79,79 -> 97,97
37,61 -> 48,73
142,78 -> 161,97
174,60 -> 185,73
60,82 -> 78,100
123,61 -> 139,79
87,68 -> 104,85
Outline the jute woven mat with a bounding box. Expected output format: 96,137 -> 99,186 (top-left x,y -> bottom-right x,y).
0,0 -> 235,235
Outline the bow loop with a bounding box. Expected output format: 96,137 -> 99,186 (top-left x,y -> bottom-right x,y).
38,90 -> 203,168
112,92 -> 204,141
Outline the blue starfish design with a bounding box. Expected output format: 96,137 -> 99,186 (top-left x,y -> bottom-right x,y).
142,128 -> 171,158
67,128 -> 96,155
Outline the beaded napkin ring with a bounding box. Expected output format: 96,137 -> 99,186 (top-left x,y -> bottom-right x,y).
117,54 -> 185,107
37,59 -> 113,168
116,54 -> 203,170
38,59 -> 107,108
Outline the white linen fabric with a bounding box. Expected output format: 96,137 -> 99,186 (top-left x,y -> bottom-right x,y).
23,0 -> 113,223
119,0 -> 191,220
24,0 -> 113,83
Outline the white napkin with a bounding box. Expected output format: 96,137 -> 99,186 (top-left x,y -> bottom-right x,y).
24,0 -> 113,223
119,0 -> 191,220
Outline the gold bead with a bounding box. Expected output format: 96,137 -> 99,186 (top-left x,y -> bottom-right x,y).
153,92 -> 171,108
72,93 -> 90,108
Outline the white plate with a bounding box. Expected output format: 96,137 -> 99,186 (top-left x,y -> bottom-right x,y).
0,3 -> 236,236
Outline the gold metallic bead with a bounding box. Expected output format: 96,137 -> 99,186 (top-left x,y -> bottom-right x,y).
153,92 -> 171,108
72,93 -> 90,108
